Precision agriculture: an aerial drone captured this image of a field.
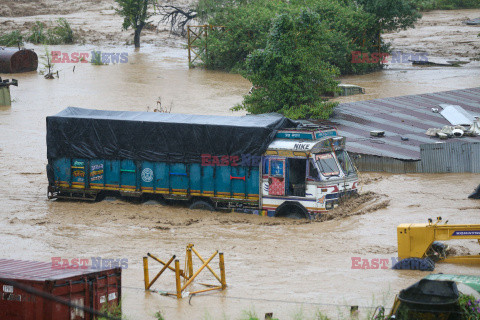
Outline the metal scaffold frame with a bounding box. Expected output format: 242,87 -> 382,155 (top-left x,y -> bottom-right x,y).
143,244 -> 226,298
187,25 -> 225,67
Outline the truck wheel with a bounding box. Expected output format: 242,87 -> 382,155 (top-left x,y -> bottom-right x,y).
279,206 -> 308,219
189,200 -> 215,211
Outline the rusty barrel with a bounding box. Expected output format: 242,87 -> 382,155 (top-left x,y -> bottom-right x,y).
0,48 -> 38,73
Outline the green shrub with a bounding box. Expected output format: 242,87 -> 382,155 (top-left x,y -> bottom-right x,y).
458,294 -> 480,319
97,300 -> 123,320
197,0 -> 384,75
52,18 -> 74,44
197,0 -> 291,72
26,19 -> 75,45
154,311 -> 165,320
0,31 -> 24,47
27,21 -> 48,44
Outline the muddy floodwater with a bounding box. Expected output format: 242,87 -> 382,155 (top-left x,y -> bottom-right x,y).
1,7 -> 480,320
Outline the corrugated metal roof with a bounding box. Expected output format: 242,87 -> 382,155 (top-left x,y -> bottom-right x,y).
0,259 -> 108,281
440,104 -> 478,126
331,87 -> 480,160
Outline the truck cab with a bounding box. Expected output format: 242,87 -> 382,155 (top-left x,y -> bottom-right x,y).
260,125 -> 358,219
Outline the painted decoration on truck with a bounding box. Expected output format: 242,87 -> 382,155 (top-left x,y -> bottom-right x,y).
141,168 -> 154,182
72,170 -> 85,182
315,130 -> 337,139
90,163 -> 104,182
293,143 -> 311,150
73,160 -> 84,167
269,178 -> 285,196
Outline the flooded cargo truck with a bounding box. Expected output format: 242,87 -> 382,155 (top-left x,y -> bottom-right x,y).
47,108 -> 358,219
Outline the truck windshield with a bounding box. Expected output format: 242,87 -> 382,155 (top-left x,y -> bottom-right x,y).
335,150 -> 355,175
315,153 -> 340,177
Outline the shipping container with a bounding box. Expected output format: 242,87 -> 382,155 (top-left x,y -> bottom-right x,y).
0,259 -> 121,320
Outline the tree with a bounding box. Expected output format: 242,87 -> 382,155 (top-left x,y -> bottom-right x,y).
196,0 -> 290,71
234,10 -> 340,120
195,0 -> 381,74
155,4 -> 197,36
353,0 -> 421,39
115,0 -> 153,48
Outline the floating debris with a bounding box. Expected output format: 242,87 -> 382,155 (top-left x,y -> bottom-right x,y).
463,17 -> 480,25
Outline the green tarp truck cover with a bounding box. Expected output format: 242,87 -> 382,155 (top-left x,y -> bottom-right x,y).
46,107 -> 297,163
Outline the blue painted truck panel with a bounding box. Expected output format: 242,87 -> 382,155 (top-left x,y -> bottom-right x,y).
105,160 -> 120,188
154,162 -> 169,192
201,166 -> 214,195
120,160 -> 136,190
52,158 -> 259,200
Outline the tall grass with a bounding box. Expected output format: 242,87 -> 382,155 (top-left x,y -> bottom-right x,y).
26,18 -> 75,45
52,18 -> 74,44
98,300 -> 124,320
0,30 -> 23,47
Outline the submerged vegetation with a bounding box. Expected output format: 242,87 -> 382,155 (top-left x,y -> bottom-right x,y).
98,300 -> 124,320
0,30 -> 23,47
26,18 -> 75,45
91,51 -> 107,65
0,18 -> 75,46
39,46 -> 56,79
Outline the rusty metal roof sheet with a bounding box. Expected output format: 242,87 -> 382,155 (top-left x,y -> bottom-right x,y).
331,87 -> 480,160
0,259 -> 107,281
